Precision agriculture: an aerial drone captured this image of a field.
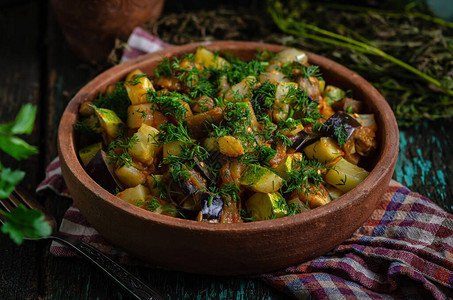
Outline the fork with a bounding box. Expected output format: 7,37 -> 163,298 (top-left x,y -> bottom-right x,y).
0,186 -> 165,300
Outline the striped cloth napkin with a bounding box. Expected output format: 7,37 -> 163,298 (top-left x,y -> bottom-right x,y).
37,28 -> 453,299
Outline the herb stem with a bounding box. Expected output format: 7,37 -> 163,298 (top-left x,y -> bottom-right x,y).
268,1 -> 453,97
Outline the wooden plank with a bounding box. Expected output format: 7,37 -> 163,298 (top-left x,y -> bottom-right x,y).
0,0 -> 44,299
395,121 -> 453,213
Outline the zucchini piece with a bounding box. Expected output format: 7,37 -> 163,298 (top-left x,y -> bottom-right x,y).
116,184 -> 150,206
273,82 -> 298,123
351,114 -> 377,132
224,76 -> 256,102
79,142 -> 102,166
325,85 -> 346,105
126,103 -> 153,129
325,157 -> 369,193
273,155 -> 292,180
325,184 -> 344,201
246,192 -> 288,221
303,137 -> 343,163
93,107 -> 124,138
239,164 -> 283,193
129,124 -> 160,163
124,69 -> 155,105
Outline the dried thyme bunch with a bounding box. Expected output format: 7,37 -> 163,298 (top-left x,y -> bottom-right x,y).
147,1 -> 453,125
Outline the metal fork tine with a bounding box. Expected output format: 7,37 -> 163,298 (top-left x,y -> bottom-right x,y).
14,185 -> 44,212
0,196 -> 15,213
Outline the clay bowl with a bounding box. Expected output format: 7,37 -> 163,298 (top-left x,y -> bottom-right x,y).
58,41 -> 399,275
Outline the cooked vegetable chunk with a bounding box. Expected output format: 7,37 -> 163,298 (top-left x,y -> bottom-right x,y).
116,184 -> 150,206
246,192 -> 288,221
325,157 -> 369,192
240,164 -> 283,193
124,69 -> 155,105
128,124 -> 160,163
85,150 -> 123,193
94,107 -> 124,138
79,142 -> 102,166
321,111 -> 361,146
303,137 -> 343,163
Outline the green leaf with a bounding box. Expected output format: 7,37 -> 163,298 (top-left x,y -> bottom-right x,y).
0,168 -> 25,199
0,204 -> 52,245
0,104 -> 37,135
10,104 -> 37,135
0,134 -> 39,161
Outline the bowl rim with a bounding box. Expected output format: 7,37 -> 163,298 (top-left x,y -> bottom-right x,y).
58,40 -> 399,233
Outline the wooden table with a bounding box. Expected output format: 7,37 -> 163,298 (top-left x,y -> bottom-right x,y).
1,1 -> 452,299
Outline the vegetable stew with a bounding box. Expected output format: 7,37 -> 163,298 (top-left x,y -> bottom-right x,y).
75,47 -> 378,223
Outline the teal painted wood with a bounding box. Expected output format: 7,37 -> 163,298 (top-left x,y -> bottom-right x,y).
395,121 -> 453,213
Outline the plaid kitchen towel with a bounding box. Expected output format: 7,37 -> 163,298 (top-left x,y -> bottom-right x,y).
37,30 -> 453,299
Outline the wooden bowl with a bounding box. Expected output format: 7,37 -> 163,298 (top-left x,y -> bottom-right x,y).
58,41 -> 399,275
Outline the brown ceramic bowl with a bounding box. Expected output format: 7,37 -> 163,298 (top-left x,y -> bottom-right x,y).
58,41 -> 399,275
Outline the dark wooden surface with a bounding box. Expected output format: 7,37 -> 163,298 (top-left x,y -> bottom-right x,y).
0,1 -> 452,299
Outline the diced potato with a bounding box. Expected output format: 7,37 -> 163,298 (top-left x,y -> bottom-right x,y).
124,69 -> 155,105
273,82 -> 298,123
259,69 -> 289,84
163,140 -> 185,159
78,142 -> 102,166
115,163 -> 147,188
351,114 -> 377,132
194,47 -> 230,69
128,124 -> 160,163
240,164 -> 283,193
116,184 -> 150,206
218,136 -> 244,157
94,107 -> 124,138
127,104 -> 153,129
273,155 -> 292,180
192,95 -> 215,113
146,174 -> 163,196
295,183 -> 331,208
325,157 -> 370,192
224,76 -> 256,102
246,192 -> 288,221
303,137 -> 343,163
273,48 -> 308,65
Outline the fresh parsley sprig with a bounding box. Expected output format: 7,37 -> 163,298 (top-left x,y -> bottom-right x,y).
0,104 -> 51,245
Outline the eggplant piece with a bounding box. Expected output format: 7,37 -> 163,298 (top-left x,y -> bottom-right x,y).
164,165 -> 207,211
289,131 -> 313,152
198,192 -> 223,222
321,111 -> 361,145
84,150 -> 123,194
193,157 -> 216,185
